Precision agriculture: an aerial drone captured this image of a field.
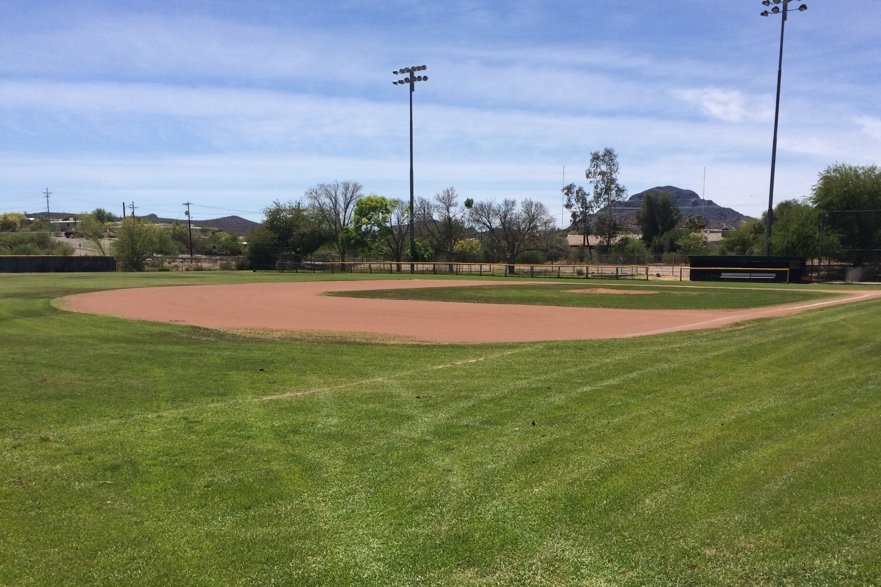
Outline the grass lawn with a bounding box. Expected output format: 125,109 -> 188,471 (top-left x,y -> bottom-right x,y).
329,281 -> 842,310
1,272 -> 880,586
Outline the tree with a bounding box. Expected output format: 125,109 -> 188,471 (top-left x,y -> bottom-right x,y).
593,214 -> 618,254
353,195 -> 394,256
586,147 -> 627,252
216,233 -> 243,256
111,217 -> 166,271
306,181 -> 363,263
453,238 -> 482,262
0,213 -> 24,232
263,200 -> 329,255
811,163 -> 881,264
636,190 -> 681,252
720,219 -> 763,255
245,225 -> 281,270
92,208 -> 118,224
354,196 -> 410,268
23,216 -> 48,232
412,237 -> 434,262
676,232 -> 709,255
468,198 -> 556,274
614,236 -> 650,258
768,199 -> 828,258
416,187 -> 468,262
246,200 -> 329,269
76,211 -> 114,255
562,183 -> 596,258
165,221 -> 195,255
683,215 -> 707,232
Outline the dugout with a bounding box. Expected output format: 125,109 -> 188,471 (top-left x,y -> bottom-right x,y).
689,255 -> 807,284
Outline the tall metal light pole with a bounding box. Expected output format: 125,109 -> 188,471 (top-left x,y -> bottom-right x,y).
393,65 -> 428,272
761,0 -> 807,256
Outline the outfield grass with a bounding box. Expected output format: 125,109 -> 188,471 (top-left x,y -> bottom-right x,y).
2,273 -> 880,586
329,281 -> 841,310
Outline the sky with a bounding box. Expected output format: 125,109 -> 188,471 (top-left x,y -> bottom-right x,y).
1,1 -> 879,225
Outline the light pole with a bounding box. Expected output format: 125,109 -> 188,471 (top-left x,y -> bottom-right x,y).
393,65 -> 428,272
761,0 -> 807,256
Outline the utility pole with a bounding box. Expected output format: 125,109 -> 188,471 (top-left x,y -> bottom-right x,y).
183,202 -> 194,261
44,188 -> 52,231
128,201 -> 137,219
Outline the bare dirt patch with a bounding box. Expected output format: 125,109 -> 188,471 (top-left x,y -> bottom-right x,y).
61,280 -> 881,344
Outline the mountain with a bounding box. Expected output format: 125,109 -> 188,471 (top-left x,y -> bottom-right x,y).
140,214 -> 260,235
616,186 -> 751,230
197,216 -> 260,235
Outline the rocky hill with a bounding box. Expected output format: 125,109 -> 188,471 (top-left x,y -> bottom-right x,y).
140,214 -> 259,235
612,186 -> 751,230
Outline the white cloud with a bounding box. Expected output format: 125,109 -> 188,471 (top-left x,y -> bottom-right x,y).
856,116 -> 881,144
672,88 -> 773,123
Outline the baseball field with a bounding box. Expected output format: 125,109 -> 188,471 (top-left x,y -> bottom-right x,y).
2,271 -> 880,586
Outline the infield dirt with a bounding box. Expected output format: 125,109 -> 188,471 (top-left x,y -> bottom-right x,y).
62,280 -> 880,343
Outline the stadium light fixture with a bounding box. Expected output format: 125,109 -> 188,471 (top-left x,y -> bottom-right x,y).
392,65 -> 428,272
761,0 -> 807,256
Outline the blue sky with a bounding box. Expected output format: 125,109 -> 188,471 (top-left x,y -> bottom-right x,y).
1,1 -> 879,224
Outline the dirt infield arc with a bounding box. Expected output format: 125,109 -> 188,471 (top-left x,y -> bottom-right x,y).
62,280 -> 880,343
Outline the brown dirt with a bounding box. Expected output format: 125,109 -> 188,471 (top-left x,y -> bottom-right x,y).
61,280 -> 881,344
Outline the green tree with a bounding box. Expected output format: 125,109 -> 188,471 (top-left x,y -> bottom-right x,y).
769,200 -> 821,258
111,217 -> 165,271
614,236 -> 650,257
165,221 -> 196,255
92,208 -> 118,224
676,232 -> 709,255
76,211 -> 113,255
720,219 -> 763,255
263,200 -> 329,255
453,238 -> 482,262
217,233 -> 243,256
562,182 -> 596,258
586,147 -> 627,253
811,163 -> 881,264
0,213 -> 24,232
353,195 -> 394,256
655,228 -> 685,255
355,196 -> 410,268
636,190 -> 681,252
593,214 -> 618,253
23,216 -> 48,232
411,237 -> 434,262
683,215 -> 707,232
245,225 -> 281,270
246,200 -> 329,269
